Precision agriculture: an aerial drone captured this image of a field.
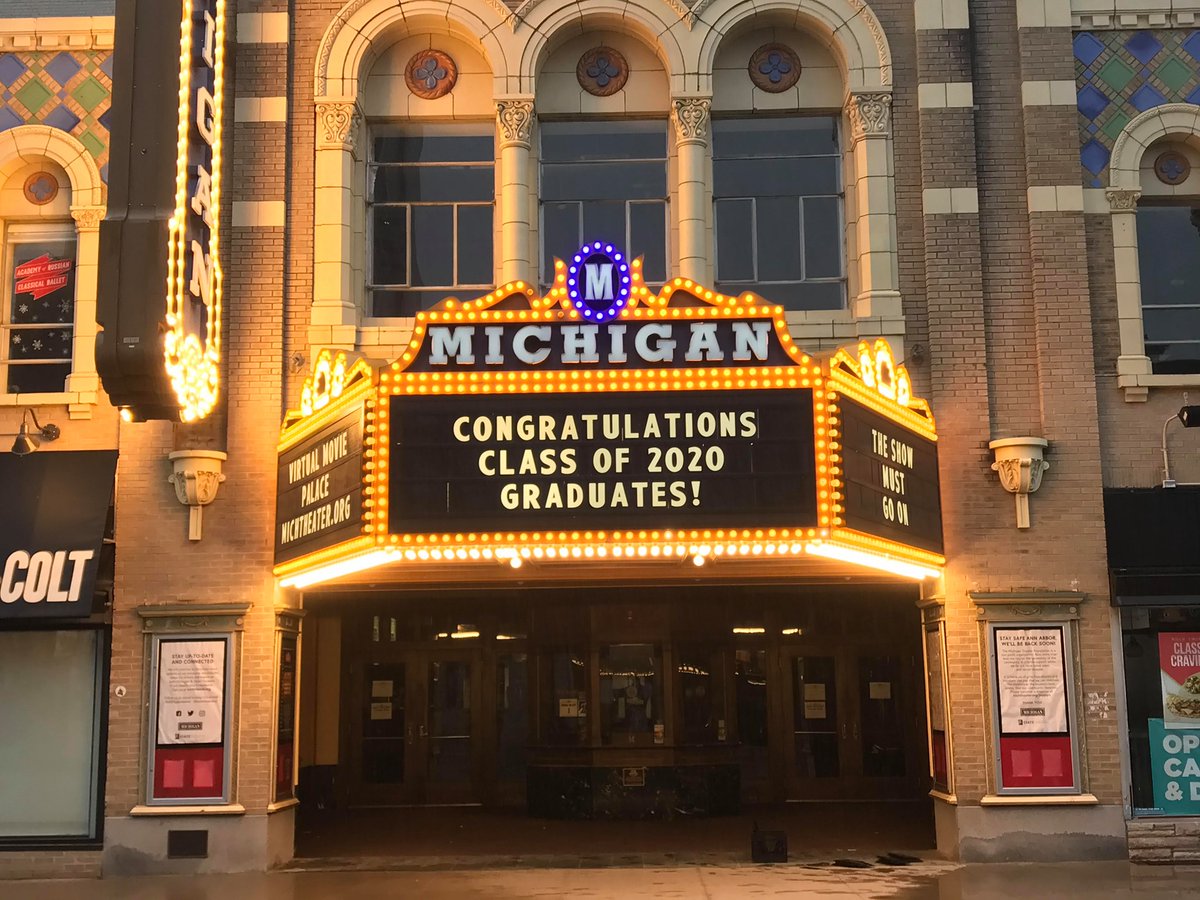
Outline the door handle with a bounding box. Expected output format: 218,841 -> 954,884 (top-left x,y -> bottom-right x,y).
841,723 -> 847,739
419,724 -> 428,738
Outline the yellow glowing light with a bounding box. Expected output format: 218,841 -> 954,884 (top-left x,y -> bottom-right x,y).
164,0 -> 226,423
806,542 -> 940,581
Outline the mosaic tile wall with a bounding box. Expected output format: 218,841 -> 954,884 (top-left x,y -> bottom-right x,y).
1075,30 -> 1200,186
0,49 -> 112,181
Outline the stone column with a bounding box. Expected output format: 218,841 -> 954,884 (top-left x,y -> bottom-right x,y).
496,98 -> 535,285
846,91 -> 901,322
671,97 -> 711,284
312,98 -> 361,349
67,204 -> 105,415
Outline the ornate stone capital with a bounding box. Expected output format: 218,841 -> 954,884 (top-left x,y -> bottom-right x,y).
496,99 -> 535,149
989,437 -> 1049,530
847,91 -> 892,142
671,97 -> 711,146
1106,187 -> 1141,211
316,100 -> 360,153
70,205 -> 105,232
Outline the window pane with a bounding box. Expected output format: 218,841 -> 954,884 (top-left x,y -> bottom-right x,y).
7,361 -> 71,394
0,631 -> 99,837
543,201 -> 581,284
762,281 -> 845,311
1142,306 -> 1200,343
542,162 -> 666,201
541,120 -> 666,162
456,205 -> 493,285
679,646 -> 727,745
713,117 -> 840,159
715,199 -> 755,283
11,239 -> 76,325
1137,206 -> 1200,306
372,289 -> 450,317
629,202 -> 667,284
373,165 -> 494,203
409,206 -> 454,287
372,206 -> 408,285
374,134 -> 494,164
803,195 -> 844,279
713,157 -> 839,198
582,201 -> 626,248
540,649 -> 588,746
756,196 -> 802,282
1147,342 -> 1200,373
600,643 -> 661,746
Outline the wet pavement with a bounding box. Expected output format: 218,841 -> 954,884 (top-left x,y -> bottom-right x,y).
5,862 -> 1200,899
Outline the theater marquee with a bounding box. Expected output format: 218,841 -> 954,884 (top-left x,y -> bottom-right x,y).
274,243 -> 944,588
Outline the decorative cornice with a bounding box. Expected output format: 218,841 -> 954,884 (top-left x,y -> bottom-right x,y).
846,0 -> 893,86
1074,11 -> 1200,30
671,97 -> 711,146
847,91 -> 892,141
496,98 -> 535,149
1106,188 -> 1141,211
316,100 -> 360,154
70,205 -> 105,232
0,18 -> 115,51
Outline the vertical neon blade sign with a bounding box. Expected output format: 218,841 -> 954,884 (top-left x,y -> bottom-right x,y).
165,0 -> 225,423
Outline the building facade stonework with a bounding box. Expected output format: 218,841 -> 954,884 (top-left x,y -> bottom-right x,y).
5,0 -> 1200,879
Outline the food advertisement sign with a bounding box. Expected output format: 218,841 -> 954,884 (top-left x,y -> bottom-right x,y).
1149,718 -> 1200,814
1159,633 -> 1200,729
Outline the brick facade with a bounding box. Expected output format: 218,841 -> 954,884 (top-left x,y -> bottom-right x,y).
9,0 -> 1200,878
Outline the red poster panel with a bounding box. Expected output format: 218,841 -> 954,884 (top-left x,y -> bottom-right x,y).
152,746 -> 225,799
998,736 -> 1074,789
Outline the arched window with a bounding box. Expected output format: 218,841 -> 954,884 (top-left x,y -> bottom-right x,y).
1132,140 -> 1200,374
710,26 -> 847,311
535,31 -> 670,288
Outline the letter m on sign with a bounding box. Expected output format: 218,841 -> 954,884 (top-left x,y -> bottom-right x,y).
584,263 -> 614,302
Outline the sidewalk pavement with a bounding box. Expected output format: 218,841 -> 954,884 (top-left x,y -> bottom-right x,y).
5,861 -> 1200,899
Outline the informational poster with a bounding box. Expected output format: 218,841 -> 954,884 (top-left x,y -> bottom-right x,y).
869,681 -> 892,700
994,627 -> 1068,734
156,639 -> 226,745
803,683 -> 826,701
925,627 -> 946,733
804,701 -> 827,719
274,635 -> 297,802
1149,718 -> 1200,814
1159,633 -> 1200,730
370,702 -> 393,720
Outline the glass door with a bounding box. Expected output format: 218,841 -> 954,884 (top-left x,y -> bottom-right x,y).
785,652 -> 851,799
853,651 -> 922,798
420,655 -> 478,804
351,660 -> 419,804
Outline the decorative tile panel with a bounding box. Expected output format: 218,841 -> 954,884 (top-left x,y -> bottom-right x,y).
0,49 -> 111,181
1076,31 -> 1200,185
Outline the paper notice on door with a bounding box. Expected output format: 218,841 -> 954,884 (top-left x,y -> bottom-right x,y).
803,683 -> 826,701
559,697 -> 580,718
371,680 -> 393,698
804,700 -> 827,719
869,681 -> 892,700
370,701 -> 393,721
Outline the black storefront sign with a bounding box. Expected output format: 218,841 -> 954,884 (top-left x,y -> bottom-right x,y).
275,408 -> 365,566
838,396 -> 943,555
387,389 -> 818,534
0,451 -> 117,619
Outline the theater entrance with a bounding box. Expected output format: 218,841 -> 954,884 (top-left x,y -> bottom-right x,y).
346,645 -> 483,807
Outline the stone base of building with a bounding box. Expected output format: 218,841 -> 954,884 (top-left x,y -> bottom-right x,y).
101,808 -> 295,876
934,799 -> 1128,861
0,850 -> 102,880
1127,818 -> 1200,863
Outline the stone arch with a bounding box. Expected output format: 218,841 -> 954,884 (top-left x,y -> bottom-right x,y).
315,0 -> 513,100
694,0 -> 892,92
517,0 -> 686,92
1110,102 -> 1200,191
0,124 -> 105,208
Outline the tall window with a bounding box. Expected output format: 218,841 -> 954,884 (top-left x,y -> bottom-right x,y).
369,126 -> 495,317
2,224 -> 76,394
1135,203 -> 1200,373
713,116 -> 844,310
540,120 -> 668,287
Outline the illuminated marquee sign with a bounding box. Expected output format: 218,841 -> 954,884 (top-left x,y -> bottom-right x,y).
273,244 -> 944,588
97,0 -> 227,422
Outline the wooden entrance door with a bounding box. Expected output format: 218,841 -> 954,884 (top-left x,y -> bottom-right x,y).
780,643 -> 924,800
347,650 -> 482,805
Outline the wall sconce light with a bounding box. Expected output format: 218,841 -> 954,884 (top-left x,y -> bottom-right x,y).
1162,403 -> 1200,488
989,437 -> 1050,529
7,409 -> 61,456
